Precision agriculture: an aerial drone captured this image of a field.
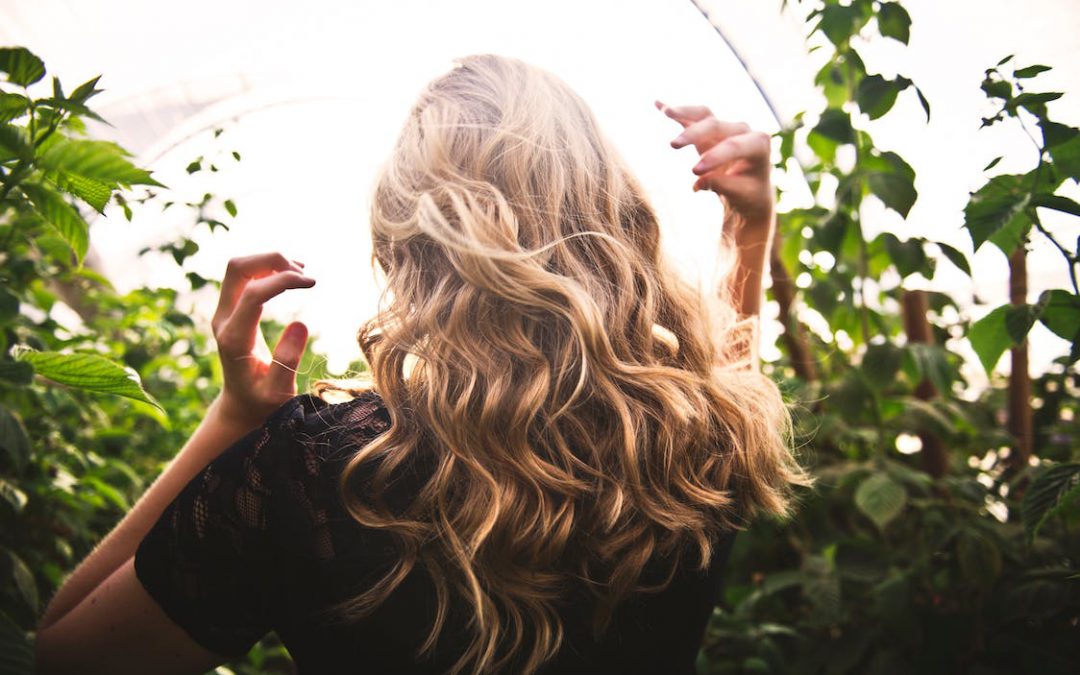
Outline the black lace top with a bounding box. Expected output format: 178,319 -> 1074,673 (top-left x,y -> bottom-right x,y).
135,392 -> 736,674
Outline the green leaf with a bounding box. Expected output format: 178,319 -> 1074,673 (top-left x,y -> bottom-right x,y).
1005,303 -> 1041,344
0,610 -> 33,675
1048,133 -> 1080,180
914,85 -> 931,122
35,96 -> 109,125
0,405 -> 30,472
1037,290 -> 1080,341
224,199 -> 238,217
855,473 -> 907,530
905,343 -> 953,397
880,233 -> 926,277
0,124 -> 32,161
862,342 -> 904,389
40,138 -> 163,187
69,74 -> 103,104
0,361 -> 33,386
935,242 -> 971,276
0,47 -> 45,86
996,54 -> 1015,66
20,183 -> 90,264
868,172 -> 917,218
84,475 -> 130,511
982,156 -> 1002,172
12,348 -> 163,411
877,2 -> 911,44
817,4 -> 865,45
1022,463 -> 1080,539
1014,64 -> 1052,79
812,108 -> 855,144
0,93 -> 29,124
856,75 -> 901,120
1039,119 -> 1078,148
963,175 -> 1031,254
1031,193 -> 1080,217
50,173 -> 113,214
968,305 -> 1011,374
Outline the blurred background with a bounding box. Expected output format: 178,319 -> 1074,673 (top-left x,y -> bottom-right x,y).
2,0 -> 1077,375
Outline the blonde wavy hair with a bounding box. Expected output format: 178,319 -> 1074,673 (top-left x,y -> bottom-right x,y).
324,54 -> 807,674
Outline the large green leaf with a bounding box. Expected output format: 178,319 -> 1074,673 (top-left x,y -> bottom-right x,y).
40,138 -> 163,187
963,174 -> 1031,254
1022,463 -> 1080,539
855,473 -> 907,530
0,406 -> 29,472
968,305 -> 1011,374
0,47 -> 45,87
12,348 -> 163,411
20,183 -> 90,263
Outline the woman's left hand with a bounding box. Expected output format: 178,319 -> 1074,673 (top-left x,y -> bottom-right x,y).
657,101 -> 775,234
210,252 -> 316,430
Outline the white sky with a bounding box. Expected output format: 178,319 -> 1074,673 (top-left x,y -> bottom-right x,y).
2,0 -> 1078,378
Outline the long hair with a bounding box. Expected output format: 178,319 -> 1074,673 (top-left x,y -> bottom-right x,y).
328,54 -> 807,674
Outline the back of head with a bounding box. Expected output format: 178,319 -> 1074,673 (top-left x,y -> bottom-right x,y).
336,54 -> 806,674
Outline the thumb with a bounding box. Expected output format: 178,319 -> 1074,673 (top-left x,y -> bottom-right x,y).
267,321 -> 309,395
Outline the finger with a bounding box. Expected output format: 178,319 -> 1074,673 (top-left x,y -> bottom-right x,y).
655,101 -> 713,128
215,252 -> 306,322
671,118 -> 752,151
218,271 -> 316,353
267,321 -> 309,395
692,132 -> 771,176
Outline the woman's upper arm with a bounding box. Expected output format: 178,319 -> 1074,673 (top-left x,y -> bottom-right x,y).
35,558 -> 223,675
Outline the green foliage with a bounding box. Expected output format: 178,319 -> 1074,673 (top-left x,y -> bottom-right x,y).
0,46 -> 328,674
699,1 -> 1080,673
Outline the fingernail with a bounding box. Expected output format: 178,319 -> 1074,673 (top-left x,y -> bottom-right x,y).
671,134 -> 686,148
693,161 -> 707,174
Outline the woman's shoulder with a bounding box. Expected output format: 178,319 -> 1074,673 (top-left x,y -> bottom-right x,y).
262,388 -> 391,457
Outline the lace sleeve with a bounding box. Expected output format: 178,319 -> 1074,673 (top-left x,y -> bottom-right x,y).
133,395 -> 341,657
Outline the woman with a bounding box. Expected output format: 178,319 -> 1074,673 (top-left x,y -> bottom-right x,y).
35,55 -> 806,674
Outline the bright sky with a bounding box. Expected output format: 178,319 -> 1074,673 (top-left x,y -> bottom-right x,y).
2,0 -> 1078,379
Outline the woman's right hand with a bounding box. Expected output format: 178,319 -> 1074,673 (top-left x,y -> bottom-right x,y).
210,252 -> 316,431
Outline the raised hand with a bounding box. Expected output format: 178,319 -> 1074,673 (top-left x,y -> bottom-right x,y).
210,252 -> 316,430
657,101 -> 775,231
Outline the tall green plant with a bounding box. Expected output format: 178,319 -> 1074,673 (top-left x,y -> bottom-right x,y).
698,2 -> 1080,674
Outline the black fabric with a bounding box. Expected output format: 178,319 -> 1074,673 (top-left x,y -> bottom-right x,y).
135,392 -> 737,674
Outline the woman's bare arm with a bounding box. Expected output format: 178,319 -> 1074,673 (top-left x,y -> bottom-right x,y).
658,102 -> 776,321
36,253 -> 315,672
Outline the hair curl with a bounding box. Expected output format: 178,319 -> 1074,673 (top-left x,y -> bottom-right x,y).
324,54 -> 808,674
